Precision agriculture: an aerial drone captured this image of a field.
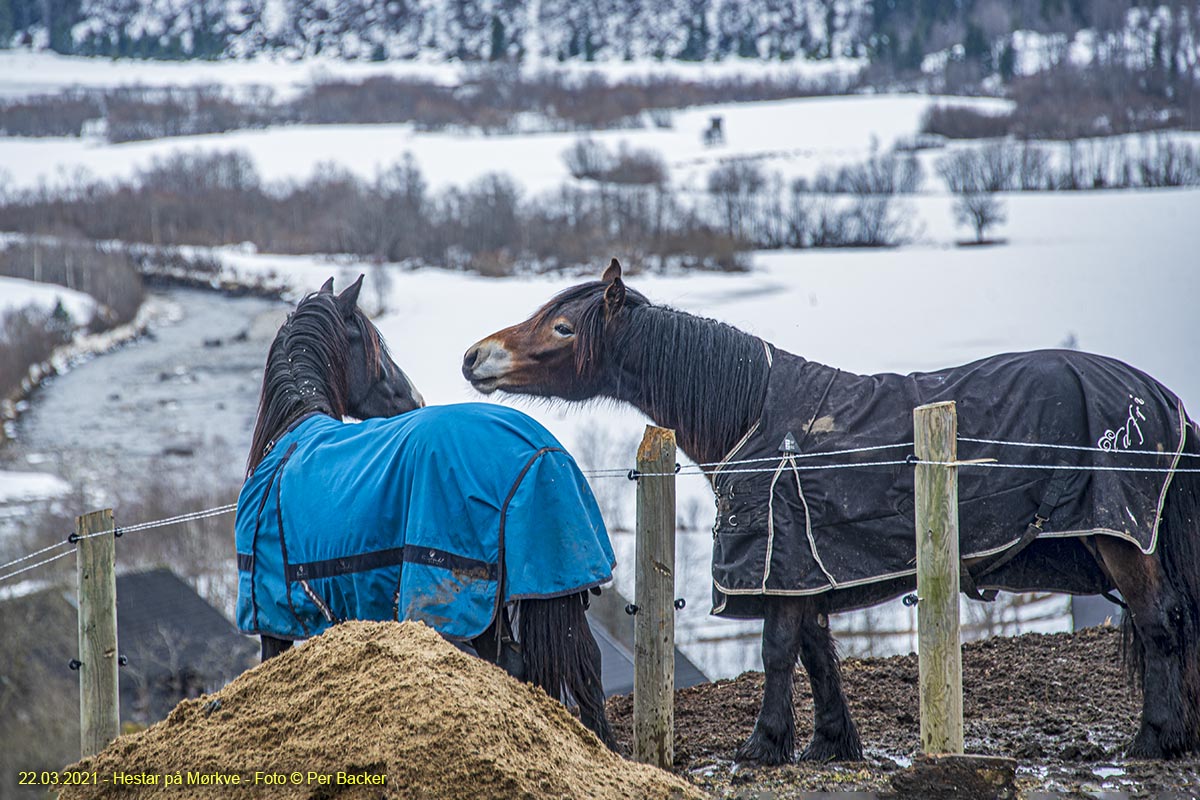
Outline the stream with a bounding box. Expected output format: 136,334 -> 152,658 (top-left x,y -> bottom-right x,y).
0,288 -> 288,513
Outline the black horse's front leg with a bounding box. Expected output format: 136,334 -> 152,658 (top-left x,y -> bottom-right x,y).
796,605 -> 862,761
736,596 -> 862,765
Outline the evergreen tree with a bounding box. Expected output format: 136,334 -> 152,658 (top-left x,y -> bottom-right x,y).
901,28 -> 924,72
0,0 -> 13,46
679,10 -> 707,61
489,14 -> 505,60
46,0 -> 78,53
998,38 -> 1016,81
963,22 -> 990,69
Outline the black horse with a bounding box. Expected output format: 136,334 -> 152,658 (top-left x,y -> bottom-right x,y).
463,259 -> 1200,763
239,276 -> 614,746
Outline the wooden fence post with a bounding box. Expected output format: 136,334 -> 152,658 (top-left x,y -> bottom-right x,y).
76,508 -> 119,758
913,402 -> 964,755
633,425 -> 676,769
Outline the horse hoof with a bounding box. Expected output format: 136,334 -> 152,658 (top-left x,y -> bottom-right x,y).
1126,727 -> 1190,760
1125,740 -> 1165,760
799,733 -> 863,763
735,728 -> 794,766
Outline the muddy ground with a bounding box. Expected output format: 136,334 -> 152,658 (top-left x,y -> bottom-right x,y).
607,626 -> 1200,797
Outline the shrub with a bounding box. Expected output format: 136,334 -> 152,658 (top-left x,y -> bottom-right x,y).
0,306 -> 74,401
805,152 -> 924,195
921,105 -> 1014,139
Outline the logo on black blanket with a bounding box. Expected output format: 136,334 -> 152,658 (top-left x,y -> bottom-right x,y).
1098,395 -> 1147,452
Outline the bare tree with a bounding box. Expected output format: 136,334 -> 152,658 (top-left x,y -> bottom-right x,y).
954,190 -> 1006,243
939,147 -> 1008,243
706,160 -> 766,242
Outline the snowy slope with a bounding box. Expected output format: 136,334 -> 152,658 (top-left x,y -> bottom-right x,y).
0,94 -> 1009,192
0,470 -> 72,502
0,276 -> 96,326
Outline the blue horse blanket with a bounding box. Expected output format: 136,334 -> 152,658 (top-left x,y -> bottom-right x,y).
236,403 -> 614,641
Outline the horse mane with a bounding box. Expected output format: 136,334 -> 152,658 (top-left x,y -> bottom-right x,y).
540,280 -> 771,465
247,292 -> 382,475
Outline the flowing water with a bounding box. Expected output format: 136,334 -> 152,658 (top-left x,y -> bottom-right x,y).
0,289 -> 287,516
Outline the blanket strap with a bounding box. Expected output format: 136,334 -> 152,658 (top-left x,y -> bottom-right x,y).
960,468 -> 1072,602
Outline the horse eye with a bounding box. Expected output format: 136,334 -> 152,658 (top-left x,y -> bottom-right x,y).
553,323 -> 574,337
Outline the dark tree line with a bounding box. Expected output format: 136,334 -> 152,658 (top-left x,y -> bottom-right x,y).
0,72 -> 847,142
934,135 -> 1200,192
0,146 -> 931,281
0,150 -> 750,273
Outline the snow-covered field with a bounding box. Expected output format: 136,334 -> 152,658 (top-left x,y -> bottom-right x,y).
1,58 -> 1197,677
0,92 -> 1012,194
0,469 -> 70,503
0,276 -> 95,323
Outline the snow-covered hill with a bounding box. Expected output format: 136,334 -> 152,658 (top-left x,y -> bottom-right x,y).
8,0 -> 1198,83
0,275 -> 95,323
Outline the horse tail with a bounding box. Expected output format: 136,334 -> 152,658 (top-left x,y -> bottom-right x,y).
516,592 -> 613,748
1126,422 -> 1200,751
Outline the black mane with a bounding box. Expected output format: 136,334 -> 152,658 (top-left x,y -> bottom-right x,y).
544,280 -> 772,466
247,293 -> 352,474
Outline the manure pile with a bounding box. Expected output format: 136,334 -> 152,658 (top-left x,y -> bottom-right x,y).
60,621 -> 700,800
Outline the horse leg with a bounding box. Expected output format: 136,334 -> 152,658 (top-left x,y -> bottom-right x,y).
260,635 -> 293,662
471,610 -> 525,681
736,596 -> 862,764
1095,536 -> 1200,757
797,604 -> 863,761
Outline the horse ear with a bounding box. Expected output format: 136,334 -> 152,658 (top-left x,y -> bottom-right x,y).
319,277 -> 335,294
603,258 -> 625,318
602,258 -> 622,283
335,274 -> 364,318
604,277 -> 625,319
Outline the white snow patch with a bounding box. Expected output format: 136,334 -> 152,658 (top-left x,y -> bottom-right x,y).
0,470 -> 71,502
0,277 -> 96,327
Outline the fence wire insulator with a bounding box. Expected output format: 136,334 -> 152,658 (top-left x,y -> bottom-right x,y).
903,594 -> 920,607
625,603 -> 639,616
674,598 -> 686,610
68,659 -> 82,671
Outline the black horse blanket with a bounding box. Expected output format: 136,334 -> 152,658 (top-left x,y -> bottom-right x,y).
711,348 -> 1190,618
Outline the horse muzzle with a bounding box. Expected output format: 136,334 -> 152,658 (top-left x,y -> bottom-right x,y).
462,340 -> 512,392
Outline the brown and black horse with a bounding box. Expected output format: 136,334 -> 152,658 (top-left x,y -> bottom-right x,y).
462,259 -> 1200,764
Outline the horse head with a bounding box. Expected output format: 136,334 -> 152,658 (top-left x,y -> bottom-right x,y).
248,275 -> 423,472
321,275 -> 425,421
462,258 -> 644,401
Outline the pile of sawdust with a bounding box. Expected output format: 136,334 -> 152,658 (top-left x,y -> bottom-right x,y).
61,621 -> 699,800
